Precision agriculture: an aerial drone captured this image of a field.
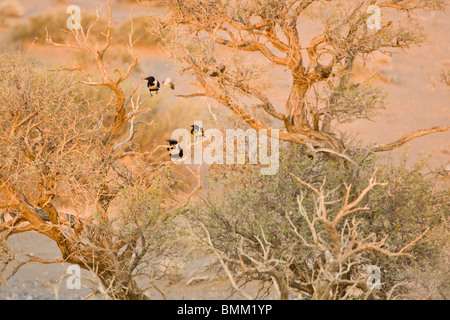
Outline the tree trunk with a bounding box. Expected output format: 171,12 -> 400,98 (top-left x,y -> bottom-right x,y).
286,80 -> 310,128
285,79 -> 346,154
60,241 -> 150,300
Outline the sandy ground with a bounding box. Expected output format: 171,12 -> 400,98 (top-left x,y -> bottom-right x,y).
0,0 -> 448,299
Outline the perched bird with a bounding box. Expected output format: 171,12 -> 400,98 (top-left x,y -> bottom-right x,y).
316,63 -> 332,79
177,147 -> 183,158
205,64 -> 226,77
191,124 -> 204,137
163,77 -> 175,90
169,145 -> 183,158
167,139 -> 178,148
145,76 -> 160,95
167,139 -> 183,159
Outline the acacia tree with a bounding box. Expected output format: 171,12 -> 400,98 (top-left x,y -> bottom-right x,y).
146,0 -> 449,299
0,1 -> 186,299
150,0 -> 449,161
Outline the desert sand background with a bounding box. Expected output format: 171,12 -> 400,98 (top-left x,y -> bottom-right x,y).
0,0 -> 448,299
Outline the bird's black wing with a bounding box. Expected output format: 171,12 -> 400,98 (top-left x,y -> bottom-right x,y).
167,139 -> 178,145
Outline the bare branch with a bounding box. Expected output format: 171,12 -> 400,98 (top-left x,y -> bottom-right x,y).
372,126 -> 450,153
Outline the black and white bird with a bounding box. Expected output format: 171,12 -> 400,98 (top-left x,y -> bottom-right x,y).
145,76 -> 160,95
163,77 -> 175,90
205,64 -> 226,77
190,124 -> 204,137
167,139 -> 178,148
167,139 -> 183,158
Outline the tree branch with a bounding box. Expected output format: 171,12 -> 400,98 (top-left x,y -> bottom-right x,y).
372,126 -> 450,152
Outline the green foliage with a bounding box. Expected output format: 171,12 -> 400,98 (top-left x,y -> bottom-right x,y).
327,80 -> 387,124
190,145 -> 449,299
0,52 -> 180,299
0,52 -> 99,171
113,182 -> 177,251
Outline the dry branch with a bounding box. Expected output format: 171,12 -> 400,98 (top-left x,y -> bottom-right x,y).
155,0 -> 449,163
